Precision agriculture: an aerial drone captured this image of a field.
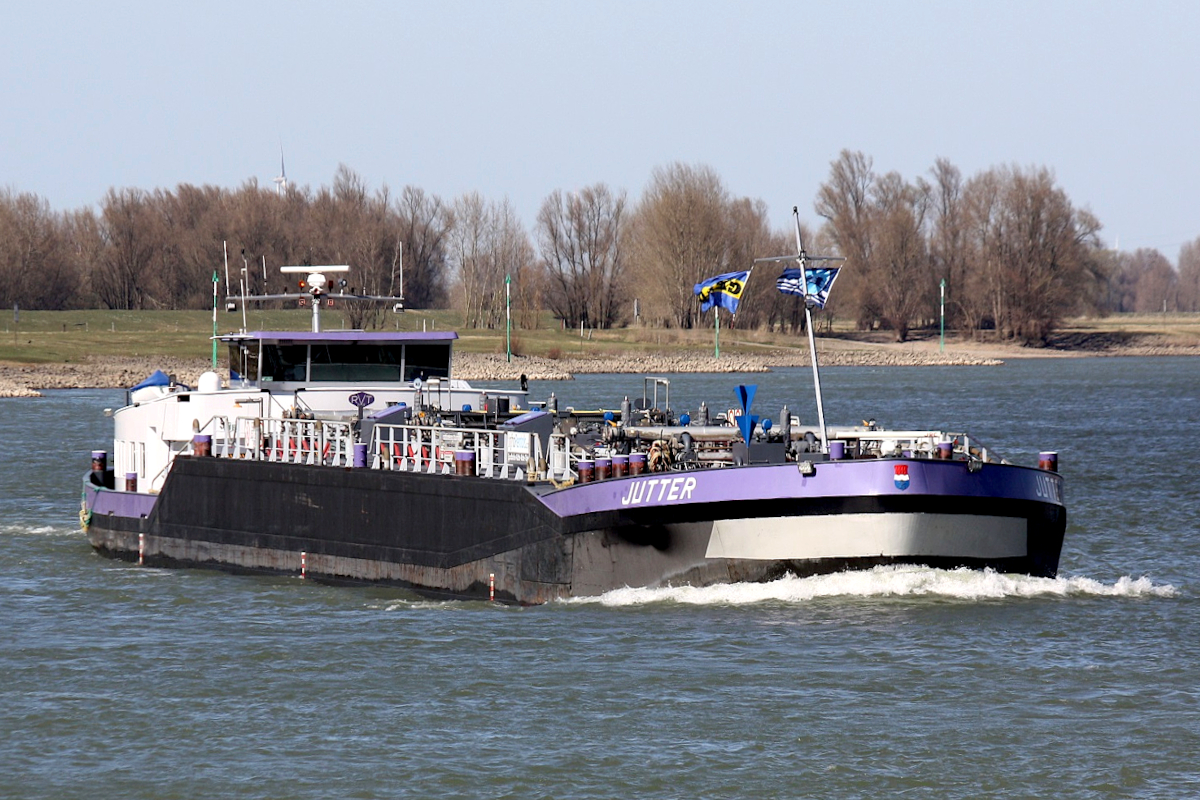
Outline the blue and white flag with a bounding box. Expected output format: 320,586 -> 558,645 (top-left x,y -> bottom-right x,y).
694,270 -> 750,313
777,266 -> 840,309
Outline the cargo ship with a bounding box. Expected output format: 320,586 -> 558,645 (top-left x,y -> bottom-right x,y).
79,258 -> 1066,603
80,338 -> 1066,604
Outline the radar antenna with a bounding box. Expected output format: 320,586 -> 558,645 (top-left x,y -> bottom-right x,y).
226,265 -> 405,333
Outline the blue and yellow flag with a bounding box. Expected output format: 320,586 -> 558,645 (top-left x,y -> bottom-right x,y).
694,270 -> 750,313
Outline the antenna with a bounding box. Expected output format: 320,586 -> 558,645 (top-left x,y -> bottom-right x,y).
273,145 -> 287,196
282,265 -> 350,332
239,249 -> 249,333
224,264 -> 402,333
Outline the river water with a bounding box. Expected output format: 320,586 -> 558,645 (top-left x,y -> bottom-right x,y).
1,357 -> 1197,799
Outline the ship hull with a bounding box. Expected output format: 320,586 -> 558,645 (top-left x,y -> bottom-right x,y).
84,456 -> 1066,604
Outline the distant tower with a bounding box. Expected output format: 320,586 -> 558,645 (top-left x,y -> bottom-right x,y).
273,147 -> 288,196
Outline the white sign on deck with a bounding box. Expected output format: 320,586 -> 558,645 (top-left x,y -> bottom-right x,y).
506,432 -> 531,464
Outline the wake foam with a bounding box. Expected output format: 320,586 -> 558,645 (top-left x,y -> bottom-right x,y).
0,523 -> 74,538
571,566 -> 1177,606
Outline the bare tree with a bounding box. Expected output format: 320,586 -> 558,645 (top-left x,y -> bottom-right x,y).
148,184 -> 231,308
871,171 -> 932,341
817,154 -> 931,340
1120,248 -> 1178,312
0,190 -> 78,309
448,192 -> 496,328
393,186 -> 452,310
93,188 -> 160,310
628,163 -> 730,328
721,197 -> 774,330
965,165 -> 1101,343
491,199 -> 536,328
1178,237 -> 1200,312
536,184 -> 627,328
816,150 -> 877,330
928,158 -> 968,328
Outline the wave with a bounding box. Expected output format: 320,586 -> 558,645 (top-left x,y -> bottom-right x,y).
0,522 -> 75,538
572,566 -> 1178,607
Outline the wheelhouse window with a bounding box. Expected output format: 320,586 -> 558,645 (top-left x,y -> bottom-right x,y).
403,344 -> 451,381
309,344 -> 405,382
227,341 -> 260,382
253,340 -> 452,383
260,344 -> 309,382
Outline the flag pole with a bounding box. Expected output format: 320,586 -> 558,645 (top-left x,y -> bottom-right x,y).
804,302 -> 828,452
754,210 -> 844,454
694,267 -> 753,362
792,208 -> 828,452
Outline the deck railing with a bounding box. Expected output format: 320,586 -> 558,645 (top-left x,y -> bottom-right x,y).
198,416 -> 355,467
192,415 -> 574,482
371,422 -> 574,481
181,414 -> 985,483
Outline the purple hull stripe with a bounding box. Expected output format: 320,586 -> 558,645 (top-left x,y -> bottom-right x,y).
85,484 -> 158,518
537,460 -> 1064,518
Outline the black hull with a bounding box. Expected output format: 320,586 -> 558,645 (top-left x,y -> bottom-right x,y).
85,457 -> 1066,604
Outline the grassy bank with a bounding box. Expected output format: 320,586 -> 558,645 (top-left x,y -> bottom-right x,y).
2,308 -> 1199,366
0,307 -> 817,365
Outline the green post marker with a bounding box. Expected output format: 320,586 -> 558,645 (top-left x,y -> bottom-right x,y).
939,278 -> 946,353
212,270 -> 219,367
505,273 -> 512,363
714,307 -> 720,359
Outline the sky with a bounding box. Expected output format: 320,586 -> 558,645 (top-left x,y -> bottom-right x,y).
3,1 -> 1197,259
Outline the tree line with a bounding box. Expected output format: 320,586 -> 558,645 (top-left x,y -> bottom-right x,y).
2,154 -> 1198,343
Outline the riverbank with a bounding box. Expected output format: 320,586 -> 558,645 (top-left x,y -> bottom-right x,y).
3,330 -> 1196,397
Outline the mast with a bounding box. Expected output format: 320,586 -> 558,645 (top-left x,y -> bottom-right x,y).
280,266 -> 350,333
753,206 -> 845,454
211,270 -> 219,368
793,209 -> 829,452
